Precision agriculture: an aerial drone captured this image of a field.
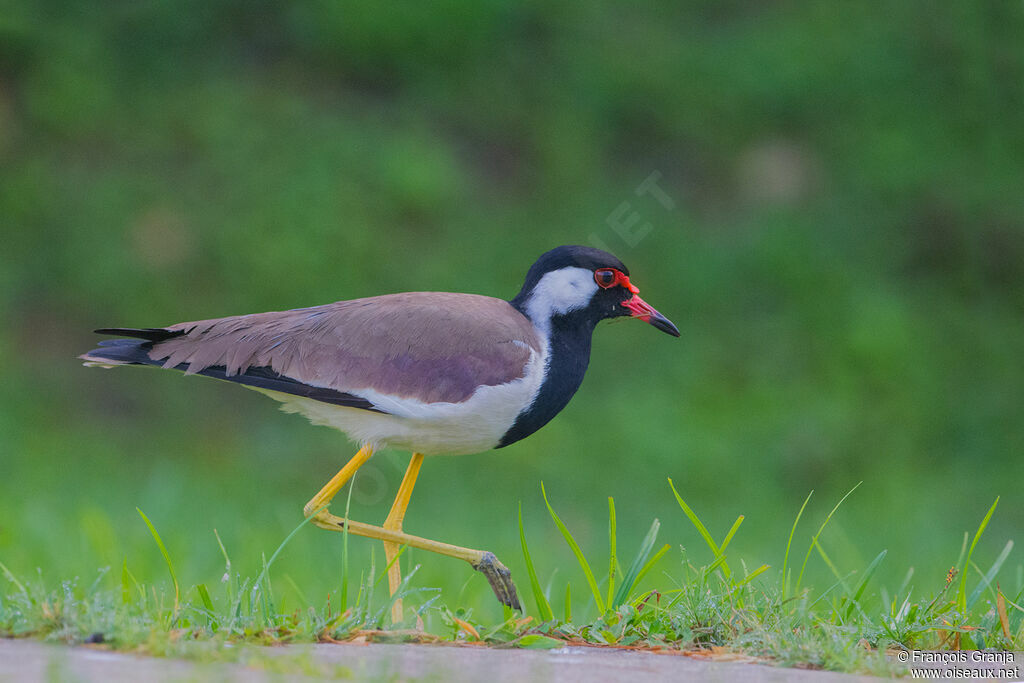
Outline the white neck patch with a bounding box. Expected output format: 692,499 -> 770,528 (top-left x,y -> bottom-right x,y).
525,266 -> 599,336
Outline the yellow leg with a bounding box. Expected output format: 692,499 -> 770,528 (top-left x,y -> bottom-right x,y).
303,444 -> 375,518
303,447 -> 521,612
382,452 -> 424,623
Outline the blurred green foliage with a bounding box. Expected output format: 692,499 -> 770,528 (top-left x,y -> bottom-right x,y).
1,2 -> 1022,620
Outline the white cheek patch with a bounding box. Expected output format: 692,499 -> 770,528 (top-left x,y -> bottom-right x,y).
525,267 -> 599,334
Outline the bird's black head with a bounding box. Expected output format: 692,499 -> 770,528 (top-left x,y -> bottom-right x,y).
510,245 -> 679,337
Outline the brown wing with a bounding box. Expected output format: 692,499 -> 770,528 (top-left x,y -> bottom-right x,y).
146,292 -> 541,405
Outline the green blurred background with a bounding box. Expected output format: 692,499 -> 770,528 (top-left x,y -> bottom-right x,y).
2,2 -> 1022,621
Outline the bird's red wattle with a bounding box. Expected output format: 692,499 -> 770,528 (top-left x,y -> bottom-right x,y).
622,293 -> 658,321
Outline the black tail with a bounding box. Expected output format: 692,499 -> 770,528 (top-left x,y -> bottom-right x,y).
79,339 -> 158,366
80,327 -> 384,412
79,328 -> 183,366
93,327 -> 185,342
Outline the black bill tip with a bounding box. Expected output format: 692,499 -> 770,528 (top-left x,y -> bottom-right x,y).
650,311 -> 680,337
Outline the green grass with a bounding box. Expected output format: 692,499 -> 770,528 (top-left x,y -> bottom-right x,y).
2,481 -> 1020,677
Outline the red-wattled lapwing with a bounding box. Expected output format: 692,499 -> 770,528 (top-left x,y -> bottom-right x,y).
80,245 -> 678,617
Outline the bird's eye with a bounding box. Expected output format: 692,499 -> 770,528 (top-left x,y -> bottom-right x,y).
594,269 -> 617,288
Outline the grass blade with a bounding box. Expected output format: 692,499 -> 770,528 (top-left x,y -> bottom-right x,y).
736,564 -> 770,587
136,508 -> 180,617
340,473 -> 356,612
251,504 -> 322,614
518,634 -> 564,649
718,516 -> 744,556
844,550 -> 887,620
813,538 -> 845,586
702,554 -> 728,579
782,491 -> 813,601
0,560 -> 28,598
607,497 -> 617,609
997,586 -> 1011,640
668,478 -> 732,578
120,557 -> 132,605
795,482 -> 861,597
958,497 -> 999,612
212,529 -> 237,619
519,502 -> 554,621
283,573 -> 310,609
632,544 -> 671,590
966,538 -> 1012,610
565,582 -> 572,623
257,552 -> 274,617
376,564 -> 422,626
373,545 -> 408,588
542,483 -> 606,614
213,529 -> 231,573
612,518 -> 662,607
197,583 -> 215,612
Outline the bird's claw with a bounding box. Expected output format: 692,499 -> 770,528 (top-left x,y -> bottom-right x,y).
472,551 -> 522,611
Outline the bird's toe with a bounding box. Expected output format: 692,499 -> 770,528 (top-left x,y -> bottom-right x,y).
472,551 -> 522,611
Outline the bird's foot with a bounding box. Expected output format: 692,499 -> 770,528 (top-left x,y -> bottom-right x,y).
472,552 -> 521,611
307,507 -> 521,611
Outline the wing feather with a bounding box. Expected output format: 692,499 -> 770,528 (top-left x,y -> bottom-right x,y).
146,293 -> 540,405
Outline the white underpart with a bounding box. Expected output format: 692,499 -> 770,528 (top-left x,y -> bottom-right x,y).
249,340 -> 549,456
524,267 -> 599,338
